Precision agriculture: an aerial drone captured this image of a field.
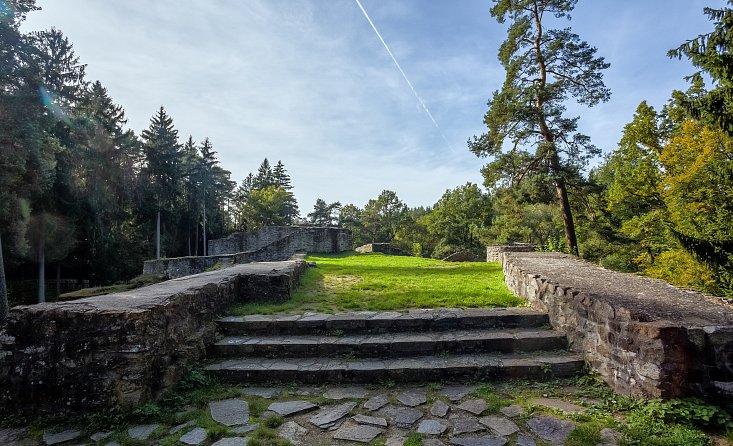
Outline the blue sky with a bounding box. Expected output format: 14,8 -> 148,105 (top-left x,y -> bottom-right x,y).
22,0 -> 727,211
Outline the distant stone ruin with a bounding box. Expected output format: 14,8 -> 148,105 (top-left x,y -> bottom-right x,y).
355,243 -> 407,256
486,243 -> 536,262
144,226 -> 351,279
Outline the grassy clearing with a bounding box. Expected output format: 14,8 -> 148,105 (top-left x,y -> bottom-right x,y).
229,252 -> 522,315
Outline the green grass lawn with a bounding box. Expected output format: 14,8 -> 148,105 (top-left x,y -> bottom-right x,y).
229,251 -> 522,315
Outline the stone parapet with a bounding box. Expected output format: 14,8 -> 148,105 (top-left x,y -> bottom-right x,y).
486,244 -> 536,262
501,252 -> 733,399
0,260 -> 306,414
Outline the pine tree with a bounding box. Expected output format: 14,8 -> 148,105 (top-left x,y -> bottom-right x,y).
141,106 -> 181,259
273,160 -> 292,190
469,0 -> 610,253
253,158 -> 274,189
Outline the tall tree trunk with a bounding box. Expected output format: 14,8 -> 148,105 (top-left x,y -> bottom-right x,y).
156,208 -> 161,259
195,223 -> 199,257
0,233 -> 8,323
203,198 -> 207,257
38,234 -> 45,304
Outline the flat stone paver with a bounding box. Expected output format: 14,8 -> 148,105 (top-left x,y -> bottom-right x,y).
530,397 -> 584,414
456,399 -> 488,415
385,406 -> 424,428
324,387 -> 368,400
479,416 -> 519,436
268,401 -> 318,416
417,420 -> 448,435
431,400 -> 450,417
89,431 -> 112,441
450,435 -> 508,446
499,405 -> 523,418
396,389 -> 427,407
332,421 -> 384,443
43,429 -> 81,445
231,423 -> 258,434
209,399 -> 250,426
241,387 -> 282,398
212,438 -> 249,446
179,427 -> 208,445
309,402 -> 357,429
440,385 -> 476,401
1,428 -> 27,444
352,414 -> 388,427
278,421 -> 308,446
127,424 -> 160,441
364,394 -> 389,411
423,439 -> 446,446
104,442 -> 122,446
526,416 -> 575,445
450,415 -> 485,435
516,435 -> 537,446
170,421 -> 196,434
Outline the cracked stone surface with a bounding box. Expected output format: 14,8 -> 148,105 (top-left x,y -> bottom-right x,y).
42,429 -> 81,445
127,424 -> 160,441
324,387 -> 368,400
396,389 -> 427,407
309,402 -> 357,429
278,421 -> 308,445
526,416 -> 575,445
353,415 -> 388,427
478,416 -> 519,436
332,421 -> 385,443
499,405 -> 523,418
268,401 -> 318,416
449,435 -> 508,446
212,437 -> 250,446
179,427 -> 208,445
417,420 -> 448,435
209,399 -> 250,426
450,415 -> 485,435
516,435 -> 537,446
385,406 -> 424,428
431,400 -> 450,417
455,399 -> 488,415
364,394 -> 389,411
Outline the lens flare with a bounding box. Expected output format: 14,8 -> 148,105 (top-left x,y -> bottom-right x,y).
39,86 -> 71,124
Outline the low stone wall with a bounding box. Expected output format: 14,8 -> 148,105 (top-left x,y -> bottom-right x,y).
0,260 -> 306,414
145,227 -> 351,279
486,243 -> 536,262
501,252 -> 733,399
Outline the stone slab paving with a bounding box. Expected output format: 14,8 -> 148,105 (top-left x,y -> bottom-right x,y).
363,394 -> 389,411
498,404 -> 523,418
279,421 -> 309,445
353,414 -> 388,427
268,400 -> 318,416
127,424 -> 159,441
89,431 -> 112,441
526,416 -> 575,445
383,406 -> 425,428
478,416 -> 520,436
417,420 -> 449,435
324,386 -> 369,400
309,402 -> 357,429
450,435 -> 508,446
332,421 -> 385,443
212,437 -> 250,446
450,415 -> 486,435
396,389 -> 427,407
42,429 -> 81,445
455,399 -> 488,415
210,399 -> 250,426
431,400 -> 450,417
439,385 -> 477,401
530,397 -> 584,414
179,427 -> 208,445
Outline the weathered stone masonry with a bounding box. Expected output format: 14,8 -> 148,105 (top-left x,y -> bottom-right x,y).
0,260 -> 306,413
501,251 -> 733,399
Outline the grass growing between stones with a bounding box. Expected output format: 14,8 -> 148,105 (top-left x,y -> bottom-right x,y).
229,252 -> 521,315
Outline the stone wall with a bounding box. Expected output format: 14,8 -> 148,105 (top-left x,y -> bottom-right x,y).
144,227 -> 351,279
501,252 -> 733,399
208,226 -> 351,256
0,260 -> 306,414
486,243 -> 536,262
354,243 -> 408,255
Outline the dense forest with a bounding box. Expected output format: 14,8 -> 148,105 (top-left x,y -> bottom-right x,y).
1,0 -> 732,323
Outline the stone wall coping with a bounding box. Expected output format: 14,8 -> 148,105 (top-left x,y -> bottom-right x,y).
11,261 -> 304,315
504,252 -> 733,327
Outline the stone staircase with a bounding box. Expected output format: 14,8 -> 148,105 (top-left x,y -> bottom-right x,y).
205,308 -> 584,383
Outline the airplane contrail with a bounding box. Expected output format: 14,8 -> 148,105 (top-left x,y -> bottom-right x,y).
354,0 -> 454,151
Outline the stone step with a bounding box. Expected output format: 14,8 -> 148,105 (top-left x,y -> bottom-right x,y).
217,308 -> 550,335
211,328 -> 567,358
205,352 -> 584,383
